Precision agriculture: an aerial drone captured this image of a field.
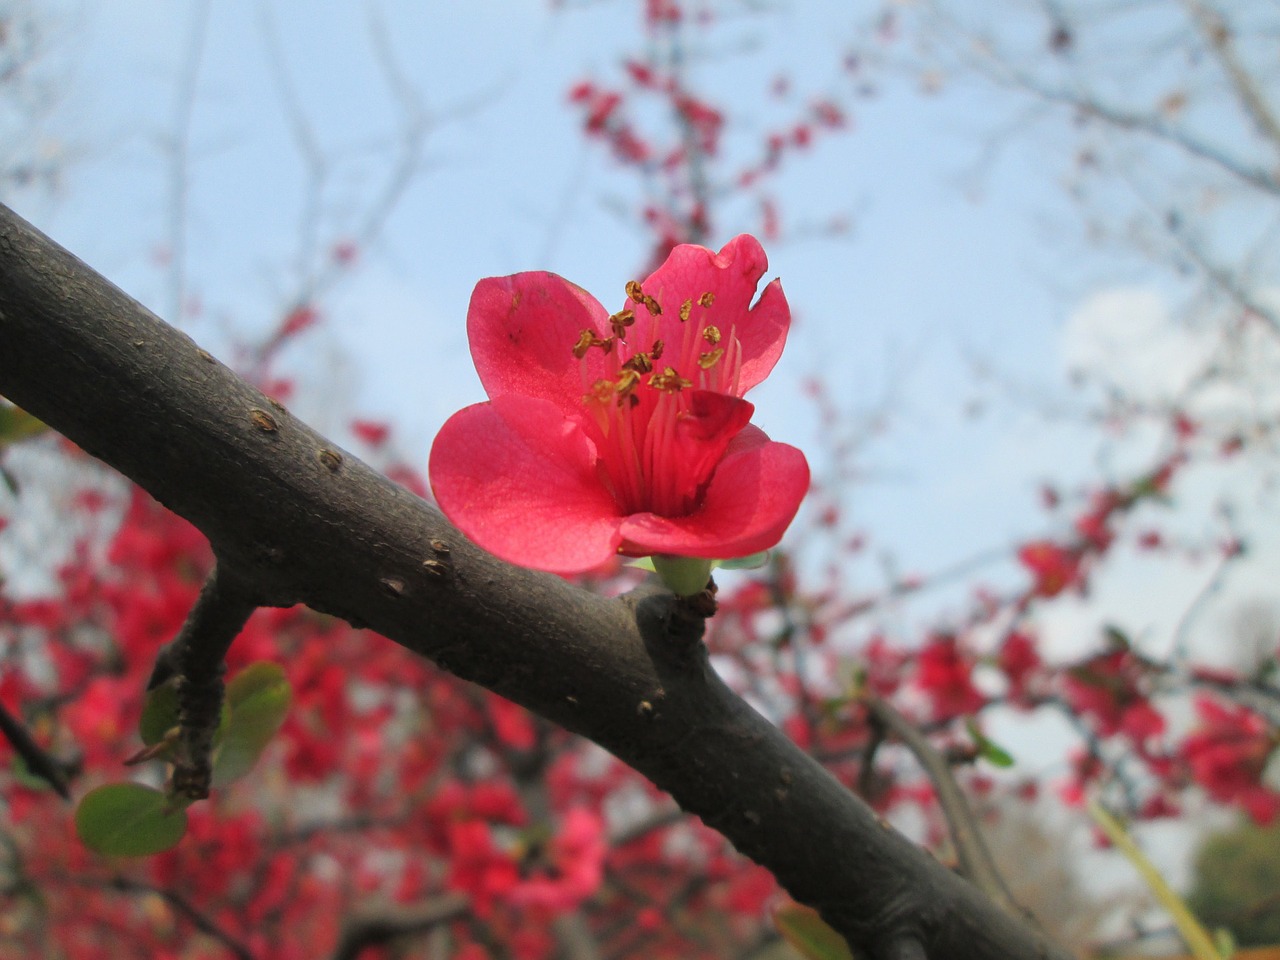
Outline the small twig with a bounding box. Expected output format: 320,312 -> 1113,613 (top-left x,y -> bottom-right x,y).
1183,0 -> 1280,156
864,696 -> 1019,916
101,875 -> 257,960
0,699 -> 71,799
330,894 -> 470,960
149,563 -> 258,801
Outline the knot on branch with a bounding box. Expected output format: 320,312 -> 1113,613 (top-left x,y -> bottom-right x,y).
629,578 -> 717,666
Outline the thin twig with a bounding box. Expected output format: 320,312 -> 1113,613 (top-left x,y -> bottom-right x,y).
330,895 -> 470,960
864,696 -> 1020,916
1183,0 -> 1280,155
0,699 -> 70,799
148,564 -> 258,800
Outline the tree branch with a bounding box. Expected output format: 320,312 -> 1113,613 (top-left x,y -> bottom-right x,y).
0,202 -> 1071,960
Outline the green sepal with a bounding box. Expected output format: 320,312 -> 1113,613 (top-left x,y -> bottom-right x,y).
651,555 -> 715,596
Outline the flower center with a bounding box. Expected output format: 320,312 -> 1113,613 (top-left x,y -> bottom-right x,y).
571,281 -> 745,518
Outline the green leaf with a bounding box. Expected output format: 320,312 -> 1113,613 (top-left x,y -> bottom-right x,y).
138,680 -> 181,746
965,719 -> 1015,768
774,902 -> 855,960
0,404 -> 47,448
212,662 -> 291,788
75,783 -> 188,857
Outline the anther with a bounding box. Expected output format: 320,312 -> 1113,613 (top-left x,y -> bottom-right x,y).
609,309 -> 636,339
698,291 -> 715,307
698,348 -> 725,369
650,367 -> 692,392
702,325 -> 721,345
615,369 -> 641,404
679,299 -> 692,322
622,353 -> 654,375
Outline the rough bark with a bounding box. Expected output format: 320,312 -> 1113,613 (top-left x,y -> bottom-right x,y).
0,202 -> 1074,960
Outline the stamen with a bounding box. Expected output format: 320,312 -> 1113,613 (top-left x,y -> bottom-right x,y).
698,348 -> 725,369
609,309 -> 635,340
651,339 -> 665,360
588,379 -> 615,404
679,299 -> 692,322
650,366 -> 692,392
698,291 -> 715,307
624,279 -> 662,316
622,353 -> 654,375
573,329 -> 614,358
702,325 -> 721,345
615,369 -> 641,404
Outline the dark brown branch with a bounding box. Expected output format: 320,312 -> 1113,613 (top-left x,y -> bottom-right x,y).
147,564 -> 258,800
0,202 -> 1072,960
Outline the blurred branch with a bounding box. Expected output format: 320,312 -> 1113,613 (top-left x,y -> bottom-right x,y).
0,202 -> 1072,960
0,698 -> 70,799
100,875 -> 257,960
163,0 -> 212,324
1183,0 -> 1280,154
863,696 -> 1020,917
330,894 -> 470,960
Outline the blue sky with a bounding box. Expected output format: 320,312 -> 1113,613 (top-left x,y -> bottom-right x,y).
17,0 -> 1094,590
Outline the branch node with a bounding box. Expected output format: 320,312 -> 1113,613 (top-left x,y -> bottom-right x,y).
148,563 -> 258,801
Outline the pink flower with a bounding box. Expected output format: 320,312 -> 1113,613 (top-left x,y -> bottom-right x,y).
1181,695 -> 1280,823
429,235 -> 809,574
1016,541 -> 1082,598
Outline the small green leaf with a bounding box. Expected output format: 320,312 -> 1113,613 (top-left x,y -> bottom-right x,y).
0,404 -> 47,448
75,783 -> 188,857
212,662 -> 291,788
139,680 -> 181,746
774,902 -> 855,960
965,719 -> 1015,768
626,557 -> 658,573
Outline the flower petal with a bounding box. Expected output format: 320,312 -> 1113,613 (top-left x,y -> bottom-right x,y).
639,235 -> 790,394
618,430 -> 809,559
429,396 -> 624,572
468,273 -> 611,414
